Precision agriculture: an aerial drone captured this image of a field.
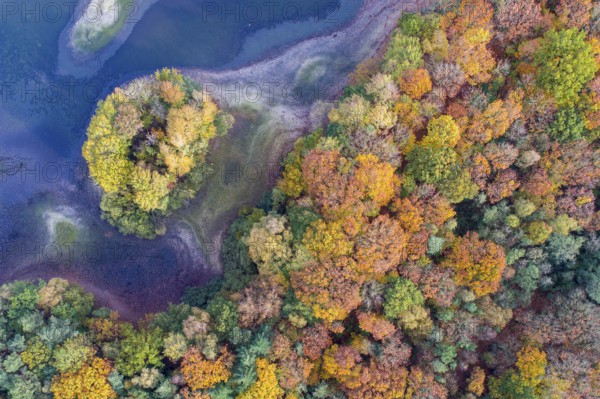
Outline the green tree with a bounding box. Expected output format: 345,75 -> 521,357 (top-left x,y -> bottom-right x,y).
406,146 -> 458,184
52,335 -> 95,373
100,193 -> 157,239
82,93 -> 133,194
51,285 -> 94,324
383,277 -> 425,320
534,28 -> 598,105
421,115 -> 461,148
115,328 -> 163,377
548,106 -> 590,141
20,338 -> 51,370
206,296 -> 239,338
488,371 -> 539,399
383,32 -> 424,78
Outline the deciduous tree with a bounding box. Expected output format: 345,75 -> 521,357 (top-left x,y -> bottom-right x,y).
443,232 -> 506,297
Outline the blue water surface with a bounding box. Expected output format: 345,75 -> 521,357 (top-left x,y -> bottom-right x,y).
0,0 -> 361,315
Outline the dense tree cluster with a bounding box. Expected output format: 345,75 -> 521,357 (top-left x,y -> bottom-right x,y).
83,68 -> 234,238
2,1 -> 600,398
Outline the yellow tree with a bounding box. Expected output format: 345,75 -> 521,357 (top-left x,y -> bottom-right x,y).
516,346 -> 547,386
354,153 -> 401,210
321,345 -> 363,390
180,346 -> 233,390
237,358 -> 284,399
50,357 -> 116,399
443,232 -> 506,297
399,68 -> 432,99
451,27 -> 496,85
421,115 -> 461,148
302,219 -> 354,261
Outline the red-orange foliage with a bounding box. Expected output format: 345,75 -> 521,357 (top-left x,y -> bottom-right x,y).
180,390 -> 210,399
291,257 -> 364,322
406,230 -> 430,261
521,167 -> 553,196
345,360 -> 408,399
270,333 -> 312,390
419,266 -> 458,307
443,232 -> 506,297
469,153 -> 492,190
516,290 -> 600,354
466,100 -> 514,144
354,215 -> 407,276
322,345 -> 363,390
302,150 -> 399,220
449,0 -> 494,36
353,153 -> 401,210
180,347 -> 233,390
484,142 -> 519,171
392,185 -> 455,234
357,312 -> 397,341
392,197 -> 425,233
380,332 -> 413,368
399,68 -> 433,99
415,185 -> 456,227
541,141 -> 600,189
405,367 -> 448,399
486,169 -> 521,204
302,324 -> 332,361
348,58 -> 381,86
556,186 -> 596,228
451,28 -> 496,85
86,311 -> 124,342
302,149 -> 361,219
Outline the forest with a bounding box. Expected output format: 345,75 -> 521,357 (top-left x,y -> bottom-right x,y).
2,0 -> 600,398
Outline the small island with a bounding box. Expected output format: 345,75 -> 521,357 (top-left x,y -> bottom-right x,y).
82,68 -> 234,238
70,0 -> 135,54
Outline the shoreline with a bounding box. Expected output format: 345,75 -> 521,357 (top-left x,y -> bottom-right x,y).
183,0 -> 421,104
13,0 -> 430,320
178,0 -> 429,273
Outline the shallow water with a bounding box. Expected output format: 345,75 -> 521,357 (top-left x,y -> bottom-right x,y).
0,0 -> 361,315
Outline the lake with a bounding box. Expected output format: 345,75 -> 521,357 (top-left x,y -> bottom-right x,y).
0,0 -> 362,317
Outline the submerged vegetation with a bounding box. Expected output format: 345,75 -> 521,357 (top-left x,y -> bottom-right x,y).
83,68 -> 234,238
2,0 -> 600,398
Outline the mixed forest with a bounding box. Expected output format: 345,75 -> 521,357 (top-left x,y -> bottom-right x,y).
2,0 -> 600,398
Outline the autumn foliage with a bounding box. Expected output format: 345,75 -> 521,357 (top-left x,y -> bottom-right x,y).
443,232 -> 506,297
180,346 -> 233,390
50,358 -> 116,399
2,1 -> 600,399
